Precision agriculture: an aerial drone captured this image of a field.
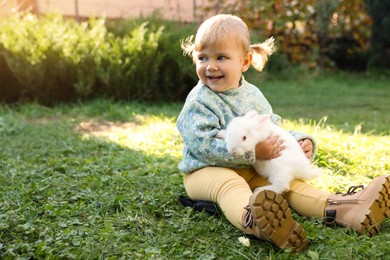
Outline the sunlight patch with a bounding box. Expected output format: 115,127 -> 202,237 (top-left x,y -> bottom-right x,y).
74,120 -> 140,137
74,119 -> 182,158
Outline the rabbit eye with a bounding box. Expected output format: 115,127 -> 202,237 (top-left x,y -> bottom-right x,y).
242,136 -> 246,141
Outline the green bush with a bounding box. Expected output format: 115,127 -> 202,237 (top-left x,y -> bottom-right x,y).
149,19 -> 198,101
0,14 -> 197,105
0,14 -> 106,104
0,14 -> 70,103
366,0 -> 390,69
0,55 -> 22,102
104,16 -> 197,101
96,22 -> 164,100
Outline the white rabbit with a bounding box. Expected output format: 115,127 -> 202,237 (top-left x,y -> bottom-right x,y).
217,110 -> 321,194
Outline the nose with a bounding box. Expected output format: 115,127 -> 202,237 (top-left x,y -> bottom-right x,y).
206,61 -> 218,71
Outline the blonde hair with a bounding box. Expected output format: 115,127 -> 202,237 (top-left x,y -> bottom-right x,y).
181,14 -> 276,72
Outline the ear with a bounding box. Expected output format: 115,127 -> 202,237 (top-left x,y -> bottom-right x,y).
241,52 -> 253,72
258,114 -> 271,123
253,114 -> 271,126
215,130 -> 226,139
245,110 -> 258,119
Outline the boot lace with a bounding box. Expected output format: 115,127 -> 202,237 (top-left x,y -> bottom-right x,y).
243,206 -> 254,228
336,185 -> 365,196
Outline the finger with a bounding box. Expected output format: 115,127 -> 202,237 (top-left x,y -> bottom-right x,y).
300,139 -> 308,147
301,142 -> 311,152
300,139 -> 310,147
304,140 -> 313,149
271,147 -> 283,159
270,137 -> 283,148
269,135 -> 279,144
306,150 -> 313,159
274,151 -> 282,159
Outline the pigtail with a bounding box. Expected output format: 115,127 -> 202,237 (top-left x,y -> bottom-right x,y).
250,37 -> 277,72
181,35 -> 195,61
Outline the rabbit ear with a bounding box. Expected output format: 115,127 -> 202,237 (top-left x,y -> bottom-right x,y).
215,130 -> 226,139
258,114 -> 271,122
245,110 -> 259,118
253,113 -> 270,126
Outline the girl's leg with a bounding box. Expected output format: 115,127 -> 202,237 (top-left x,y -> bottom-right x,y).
183,167 -> 252,229
286,176 -> 390,237
184,167 -> 308,252
184,167 -> 326,227
238,169 -> 330,217
285,180 -> 330,217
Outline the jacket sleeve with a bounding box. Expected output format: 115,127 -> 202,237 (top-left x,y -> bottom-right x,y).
177,102 -> 256,167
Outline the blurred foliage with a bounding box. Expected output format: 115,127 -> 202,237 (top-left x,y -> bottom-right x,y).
0,2 -> 388,105
365,0 -> 390,69
0,13 -> 197,104
203,0 -> 373,71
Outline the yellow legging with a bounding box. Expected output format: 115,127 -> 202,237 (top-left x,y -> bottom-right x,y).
183,167 -> 330,230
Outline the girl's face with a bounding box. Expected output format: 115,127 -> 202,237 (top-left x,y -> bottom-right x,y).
195,41 -> 252,92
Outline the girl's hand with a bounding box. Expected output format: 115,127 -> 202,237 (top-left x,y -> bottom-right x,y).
255,136 -> 284,160
298,138 -> 313,160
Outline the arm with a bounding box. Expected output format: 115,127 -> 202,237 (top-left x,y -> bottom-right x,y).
255,136 -> 284,160
177,102 -> 256,167
289,130 -> 317,161
260,114 -> 315,160
255,131 -> 315,161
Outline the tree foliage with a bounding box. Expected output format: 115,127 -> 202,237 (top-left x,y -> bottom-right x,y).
203,0 -> 372,70
365,0 -> 390,69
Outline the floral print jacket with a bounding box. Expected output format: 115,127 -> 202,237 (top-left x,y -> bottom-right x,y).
176,79 -> 316,173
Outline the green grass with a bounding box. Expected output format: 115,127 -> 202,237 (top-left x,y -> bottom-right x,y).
255,70 -> 390,135
0,71 -> 389,259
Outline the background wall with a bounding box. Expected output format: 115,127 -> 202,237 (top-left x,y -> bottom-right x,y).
0,0 -> 217,22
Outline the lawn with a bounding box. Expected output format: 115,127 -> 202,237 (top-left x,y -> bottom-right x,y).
0,71 -> 389,259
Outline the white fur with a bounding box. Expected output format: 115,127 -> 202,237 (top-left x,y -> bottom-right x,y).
218,110 -> 321,194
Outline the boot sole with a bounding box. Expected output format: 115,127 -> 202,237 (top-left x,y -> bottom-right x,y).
360,175 -> 390,236
250,190 -> 308,252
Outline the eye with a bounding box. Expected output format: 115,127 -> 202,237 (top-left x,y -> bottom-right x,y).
197,55 -> 207,61
218,56 -> 226,61
242,136 -> 246,141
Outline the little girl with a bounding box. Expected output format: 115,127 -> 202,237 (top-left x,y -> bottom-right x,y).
177,14 -> 390,252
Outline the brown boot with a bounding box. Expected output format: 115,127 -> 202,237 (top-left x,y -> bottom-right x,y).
324,175 -> 390,236
242,189 -> 308,252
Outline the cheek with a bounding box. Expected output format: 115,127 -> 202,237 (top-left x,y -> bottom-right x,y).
195,64 -> 202,73
196,64 -> 205,77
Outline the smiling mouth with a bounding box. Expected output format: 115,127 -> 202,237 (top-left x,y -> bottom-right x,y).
207,75 -> 224,80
